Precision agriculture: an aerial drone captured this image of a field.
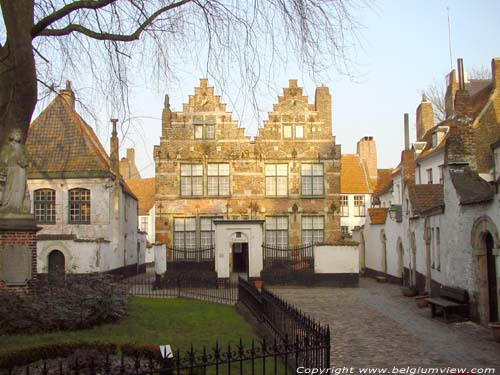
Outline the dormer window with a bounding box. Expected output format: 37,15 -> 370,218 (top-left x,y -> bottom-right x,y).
432,132 -> 438,148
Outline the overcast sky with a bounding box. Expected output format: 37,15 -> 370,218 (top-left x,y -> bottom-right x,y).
45,0 -> 500,179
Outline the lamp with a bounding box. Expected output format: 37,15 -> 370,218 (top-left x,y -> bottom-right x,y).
388,204 -> 403,222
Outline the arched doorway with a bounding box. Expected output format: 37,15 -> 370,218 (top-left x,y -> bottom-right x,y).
485,233 -> 499,322
396,238 -> 404,284
48,250 -> 65,279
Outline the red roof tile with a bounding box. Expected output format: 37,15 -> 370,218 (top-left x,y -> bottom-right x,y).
368,208 -> 389,225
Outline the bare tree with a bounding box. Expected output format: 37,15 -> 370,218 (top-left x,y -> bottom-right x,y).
0,0 -> 366,150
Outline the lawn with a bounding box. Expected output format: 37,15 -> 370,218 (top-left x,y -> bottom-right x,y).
0,297 -> 258,355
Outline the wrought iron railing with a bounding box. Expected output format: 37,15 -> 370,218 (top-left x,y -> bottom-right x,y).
263,243 -> 314,260
166,245 -> 215,262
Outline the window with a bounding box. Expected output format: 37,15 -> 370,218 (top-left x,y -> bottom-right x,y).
431,228 -> 435,269
438,166 -> 444,184
140,216 -> 148,233
301,164 -> 324,196
427,168 -> 433,184
174,218 -> 196,248
283,125 -> 292,139
193,119 -> 216,140
436,227 -> 441,271
295,125 -> 304,139
34,189 -> 56,224
432,132 -> 438,148
208,163 -> 230,196
69,188 -> 90,224
340,195 -> 349,217
265,216 -> 289,247
302,216 -> 324,244
341,226 -> 349,235
354,195 -> 366,217
200,217 -> 221,247
265,164 -> 288,196
181,164 -> 203,196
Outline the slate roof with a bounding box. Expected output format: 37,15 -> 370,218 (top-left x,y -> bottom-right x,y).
408,184 -> 444,215
341,155 -> 371,194
27,93 -> 110,176
368,208 -> 389,225
449,168 -> 494,205
127,178 -> 156,215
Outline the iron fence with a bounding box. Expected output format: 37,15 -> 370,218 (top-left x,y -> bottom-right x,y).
261,244 -> 315,285
262,244 -> 313,260
123,272 -> 238,305
167,245 -> 215,262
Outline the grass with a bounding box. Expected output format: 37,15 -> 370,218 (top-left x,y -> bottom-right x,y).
0,297 -> 258,355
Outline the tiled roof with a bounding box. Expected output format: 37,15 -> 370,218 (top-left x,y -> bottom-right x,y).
374,168 -> 393,194
416,119 -> 453,162
368,208 -> 389,225
408,184 -> 444,215
449,168 -> 494,205
470,83 -> 494,119
341,155 -> 371,194
127,178 -> 156,215
27,93 -> 110,176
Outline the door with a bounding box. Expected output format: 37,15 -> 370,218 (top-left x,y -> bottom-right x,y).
48,250 -> 65,279
232,243 -> 249,273
486,233 -> 499,322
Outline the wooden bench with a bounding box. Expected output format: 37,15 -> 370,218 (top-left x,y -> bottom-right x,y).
426,285 -> 469,322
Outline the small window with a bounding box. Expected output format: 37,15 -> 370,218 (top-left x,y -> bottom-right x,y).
341,226 -> 349,235
140,216 -> 148,233
354,195 -> 365,217
265,216 -> 289,247
427,168 -> 433,184
194,125 -> 204,139
208,164 -> 230,196
35,189 -> 56,224
432,132 -> 438,148
283,125 -> 292,139
206,125 -> 215,139
438,166 -> 444,184
265,164 -> 288,196
302,216 -> 324,244
295,125 -> 304,139
174,218 -> 196,248
69,188 -> 91,224
181,164 -> 203,196
340,195 -> 349,217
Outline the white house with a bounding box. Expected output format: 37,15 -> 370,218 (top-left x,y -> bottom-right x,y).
26,82 -> 147,277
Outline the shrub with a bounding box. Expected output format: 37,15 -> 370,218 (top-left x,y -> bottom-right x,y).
0,274 -> 128,334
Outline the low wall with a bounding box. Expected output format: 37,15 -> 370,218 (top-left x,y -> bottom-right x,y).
312,244 -> 359,286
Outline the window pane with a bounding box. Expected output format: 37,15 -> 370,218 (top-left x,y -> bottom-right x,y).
313,177 -> 324,195
180,177 -> 191,196
277,216 -> 288,230
266,217 -> 276,229
313,216 -> 324,229
185,218 -> 196,231
266,177 -> 276,196
301,164 -> 312,176
208,176 -> 218,195
181,165 -> 191,176
302,177 -> 312,195
192,164 -> 203,176
208,164 -> 218,175
295,125 -> 304,138
276,176 -> 287,195
265,164 -> 276,176
302,217 -> 312,229
283,125 -> 292,139
192,177 -> 203,195
194,125 -> 203,139
313,164 -> 323,175
206,125 -> 215,139
219,176 -> 230,195
218,164 -> 229,175
276,164 -> 288,176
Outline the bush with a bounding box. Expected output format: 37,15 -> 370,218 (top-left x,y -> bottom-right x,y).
0,274 -> 128,334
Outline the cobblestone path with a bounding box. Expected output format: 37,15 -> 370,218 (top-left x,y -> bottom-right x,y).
271,278 -> 500,371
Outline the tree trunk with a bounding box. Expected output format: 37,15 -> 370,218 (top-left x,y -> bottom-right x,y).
0,0 -> 37,148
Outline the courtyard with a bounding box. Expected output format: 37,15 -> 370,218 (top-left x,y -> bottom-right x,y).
271,278 -> 500,371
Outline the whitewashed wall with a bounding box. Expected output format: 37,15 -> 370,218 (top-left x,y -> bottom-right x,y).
340,193 -> 371,232
314,245 -> 359,274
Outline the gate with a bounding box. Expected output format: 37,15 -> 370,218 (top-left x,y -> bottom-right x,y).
261,243 -> 315,285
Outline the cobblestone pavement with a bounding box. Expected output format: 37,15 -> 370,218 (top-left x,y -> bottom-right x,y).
270,278 -> 500,371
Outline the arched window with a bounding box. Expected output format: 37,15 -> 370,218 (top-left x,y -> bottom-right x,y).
69,188 -> 91,224
34,189 -> 56,224
48,250 -> 65,277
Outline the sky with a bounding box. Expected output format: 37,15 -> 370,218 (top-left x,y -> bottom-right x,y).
41,0 -> 500,178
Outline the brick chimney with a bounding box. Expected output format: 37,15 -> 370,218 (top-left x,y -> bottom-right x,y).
416,94 -> 434,141
59,80 -> 75,109
404,113 -> 410,150
492,58 -> 500,88
315,85 -> 332,131
444,70 -> 458,119
401,150 -> 415,185
110,119 -> 120,176
127,148 -> 135,163
357,136 -> 378,181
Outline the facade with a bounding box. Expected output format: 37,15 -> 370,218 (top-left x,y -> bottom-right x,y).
26,83 -> 146,276
356,58 -> 500,326
154,79 -> 342,275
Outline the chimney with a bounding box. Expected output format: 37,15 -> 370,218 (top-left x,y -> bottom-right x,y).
492,58 -> 500,88
126,148 -> 135,162
110,119 -> 120,177
59,80 -> 75,109
315,85 -> 332,132
401,149 -> 415,185
404,113 -> 410,150
357,136 -> 378,181
162,94 -> 172,135
416,94 -> 434,141
444,70 -> 458,119
454,58 -> 472,119
457,58 -> 465,90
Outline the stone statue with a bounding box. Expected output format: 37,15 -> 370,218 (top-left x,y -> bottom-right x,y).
0,128 -> 31,215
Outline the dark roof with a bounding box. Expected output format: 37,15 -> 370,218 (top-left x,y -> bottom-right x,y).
27,93 -> 111,176
449,168 -> 494,205
408,184 -> 444,215
466,79 -> 492,96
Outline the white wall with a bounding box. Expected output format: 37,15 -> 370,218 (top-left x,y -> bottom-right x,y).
415,149 -> 444,185
314,245 -> 359,274
340,193 -> 371,232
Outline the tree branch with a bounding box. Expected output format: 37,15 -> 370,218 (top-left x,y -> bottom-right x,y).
32,0 -> 117,38
35,0 -> 193,41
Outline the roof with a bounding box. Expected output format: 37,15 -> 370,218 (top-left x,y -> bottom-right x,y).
127,178 -> 155,215
415,119 -> 452,162
27,93 -> 111,176
368,208 -> 389,225
374,168 -> 393,194
341,155 -> 371,194
408,184 -> 444,215
449,168 -> 494,205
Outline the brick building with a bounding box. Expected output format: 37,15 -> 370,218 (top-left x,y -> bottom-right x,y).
154,79 -> 341,254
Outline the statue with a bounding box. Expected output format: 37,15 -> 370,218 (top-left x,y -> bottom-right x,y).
0,128 -> 31,215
